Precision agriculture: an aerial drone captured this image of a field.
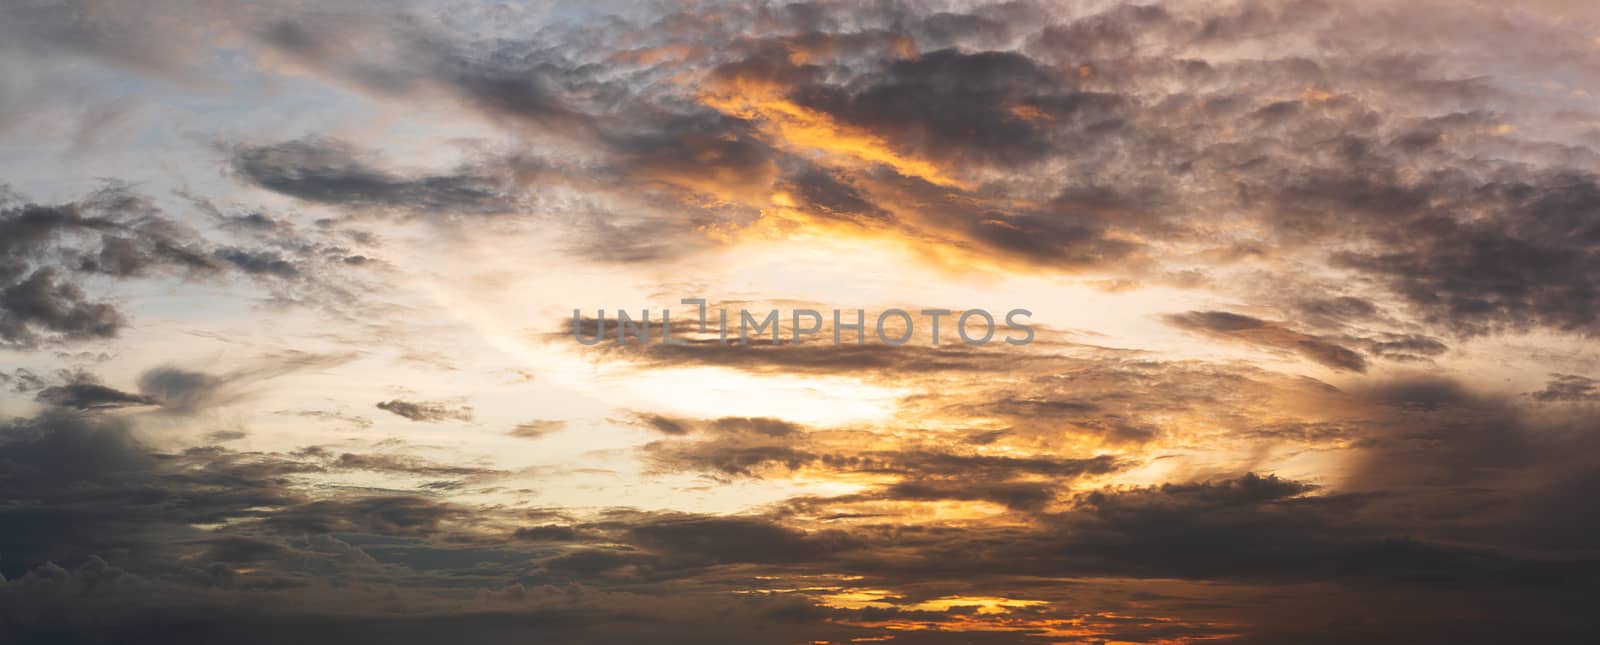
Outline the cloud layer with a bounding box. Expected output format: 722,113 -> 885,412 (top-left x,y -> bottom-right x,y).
4,0 -> 1600,643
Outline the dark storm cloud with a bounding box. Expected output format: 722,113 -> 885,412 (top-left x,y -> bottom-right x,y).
696,44 -> 1149,268
876,479 -> 1060,511
967,209 -> 1140,269
622,513 -> 857,567
789,48 -> 1077,168
229,138 -> 520,214
510,524 -> 582,542
0,588 -> 870,645
628,375 -> 1600,607
1530,374 -> 1600,402
604,112 -> 776,197
6,373 -> 1600,644
1165,310 -> 1368,372
1342,376 -> 1600,503
1329,175 -> 1600,336
0,268 -> 124,344
780,166 -> 891,223
0,197 -> 129,345
35,381 -> 156,410
0,188 -> 219,279
0,411 -> 300,577
0,184 -> 373,347
263,495 -> 464,536
0,409 -> 875,645
762,469 -> 1599,606
376,399 -> 474,422
0,407 -> 510,573
640,413 -> 1125,510
751,2 -> 1600,338
851,450 -> 1123,480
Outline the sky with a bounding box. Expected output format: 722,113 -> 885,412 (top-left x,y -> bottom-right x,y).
2,0 -> 1600,643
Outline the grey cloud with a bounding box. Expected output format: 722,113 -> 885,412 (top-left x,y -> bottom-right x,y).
213,246 -> 299,277
0,268 -> 124,345
1297,296 -> 1381,325
3,367 -> 49,392
0,411 -> 298,577
0,185 -> 369,347
791,48 -> 1071,168
35,381 -> 156,410
1360,333 -> 1450,361
1530,374 -> 1600,402
641,412 -> 1125,509
376,399 -> 474,423
510,524 -> 582,542
624,514 -> 856,567
781,166 -> 891,224
229,138 -> 521,215
1331,181 -> 1600,336
138,367 -> 229,411
264,495 -> 465,537
1165,310 -> 1368,372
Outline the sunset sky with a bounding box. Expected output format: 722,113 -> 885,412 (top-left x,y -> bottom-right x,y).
3,1 -> 1600,643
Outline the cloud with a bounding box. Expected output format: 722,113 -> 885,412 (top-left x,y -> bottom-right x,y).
1530,374 -> 1600,402
138,352 -> 356,413
0,184 -> 378,347
293,446 -> 501,480
229,138 -> 523,215
640,412 -> 1125,512
9,1 -> 1600,643
509,419 -> 566,439
35,381 -> 156,410
212,246 -> 299,277
0,411 -> 296,577
1165,310 -> 1369,372
0,268 -> 125,344
6,367 -> 1600,643
376,399 -> 474,423
624,513 -> 856,567
263,495 -> 465,536
563,311 -> 1038,376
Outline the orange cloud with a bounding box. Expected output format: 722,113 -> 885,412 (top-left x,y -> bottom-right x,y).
699,77 -> 966,189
